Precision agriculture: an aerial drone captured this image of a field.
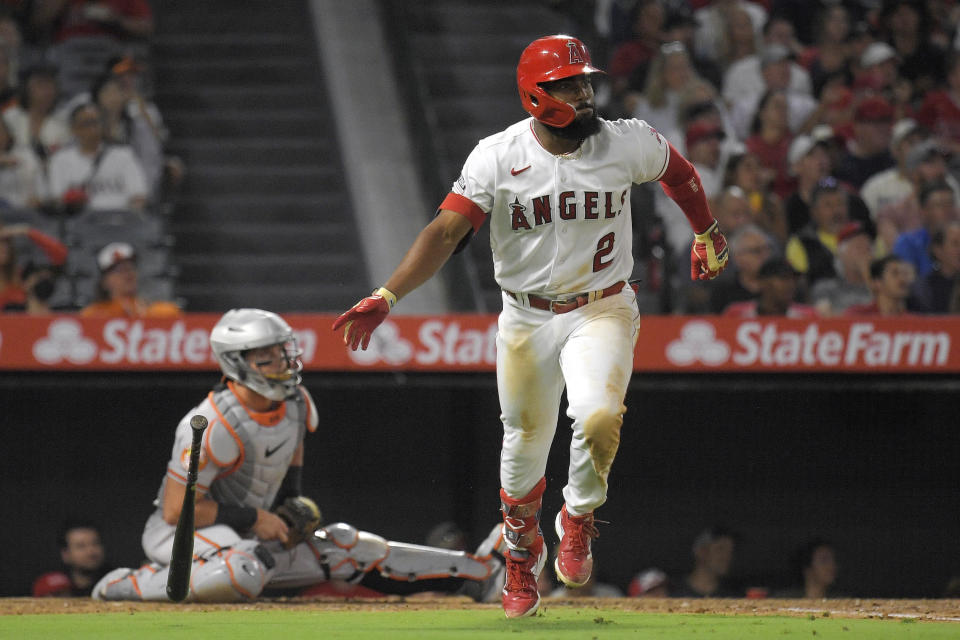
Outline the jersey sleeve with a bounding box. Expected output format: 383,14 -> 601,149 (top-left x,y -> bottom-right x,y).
623,119 -> 670,184
300,386 -> 319,433
439,145 -> 496,232
164,409 -> 237,494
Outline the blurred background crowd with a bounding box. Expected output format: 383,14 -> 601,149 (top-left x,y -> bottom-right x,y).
0,0 -> 959,318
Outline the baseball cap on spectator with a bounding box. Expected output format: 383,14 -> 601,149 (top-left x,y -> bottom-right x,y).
905,139 -> 947,171
890,118 -> 920,149
860,41 -> 898,68
685,121 -> 724,149
758,256 -> 800,279
628,568 -> 668,597
837,221 -> 869,244
760,43 -> 793,67
787,135 -> 826,172
97,242 -> 136,272
854,96 -> 894,122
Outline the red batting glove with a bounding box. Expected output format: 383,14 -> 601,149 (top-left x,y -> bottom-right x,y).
690,220 -> 729,281
331,287 -> 397,350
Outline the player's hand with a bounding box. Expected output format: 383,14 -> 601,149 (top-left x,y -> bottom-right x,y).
690,219 -> 729,281
331,287 -> 397,350
252,508 -> 289,545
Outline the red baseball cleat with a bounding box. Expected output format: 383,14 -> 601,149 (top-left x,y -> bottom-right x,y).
554,504 -> 599,587
502,537 -> 546,618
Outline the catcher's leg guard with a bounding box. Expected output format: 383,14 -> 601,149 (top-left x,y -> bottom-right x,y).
499,478 -> 547,618
92,564 -> 164,601
190,541 -> 276,602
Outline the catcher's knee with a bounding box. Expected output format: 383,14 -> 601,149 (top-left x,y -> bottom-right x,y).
191,542 -> 276,602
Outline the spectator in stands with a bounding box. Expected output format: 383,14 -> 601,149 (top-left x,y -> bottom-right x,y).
606,0 -> 664,116
32,519 -> 110,597
693,0 -> 765,68
892,180 -> 959,279
710,184 -> 753,241
799,4 -> 854,98
785,133 -> 874,237
684,120 -> 726,196
630,41 -> 702,145
744,89 -> 796,200
860,118 -> 926,222
31,0 -> 153,44
786,177 -> 850,287
729,44 -> 818,143
628,567 -> 669,597
833,95 -> 895,190
852,41 -> 910,121
0,220 -> 67,311
2,63 -> 69,161
660,6 -> 722,92
670,526 -> 742,598
723,18 -> 813,122
877,0 -> 945,98
875,140 -> 959,256
4,260 -> 62,313
80,241 -> 180,317
810,221 -> 875,316
845,254 -> 916,315
708,223 -> 774,314
774,538 -> 839,599
48,102 -> 148,213
909,221 -> 960,313
916,52 -> 960,157
723,256 -> 817,318
0,112 -> 46,209
723,150 -> 788,245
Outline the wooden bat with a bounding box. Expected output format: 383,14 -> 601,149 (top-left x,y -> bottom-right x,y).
165,414 -> 208,602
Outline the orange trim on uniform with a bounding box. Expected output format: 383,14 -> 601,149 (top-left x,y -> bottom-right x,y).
300,388 -> 317,433
207,391 -> 245,478
439,192 -> 486,233
194,531 -> 222,550
324,526 -> 359,549
225,549 -> 260,599
227,380 -> 288,427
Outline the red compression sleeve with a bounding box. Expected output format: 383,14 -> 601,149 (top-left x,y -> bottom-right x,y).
658,142 -> 714,234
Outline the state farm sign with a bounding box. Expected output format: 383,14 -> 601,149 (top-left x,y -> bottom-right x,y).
1,314 -> 959,373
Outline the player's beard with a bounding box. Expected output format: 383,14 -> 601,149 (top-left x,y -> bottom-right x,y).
544,107 -> 601,141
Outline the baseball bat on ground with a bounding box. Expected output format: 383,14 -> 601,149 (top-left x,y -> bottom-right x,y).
166,414 -> 208,602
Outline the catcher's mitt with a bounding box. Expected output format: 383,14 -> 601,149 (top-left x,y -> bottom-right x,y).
274,496 -> 322,549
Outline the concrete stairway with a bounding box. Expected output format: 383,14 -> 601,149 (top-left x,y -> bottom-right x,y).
152,1 -> 367,312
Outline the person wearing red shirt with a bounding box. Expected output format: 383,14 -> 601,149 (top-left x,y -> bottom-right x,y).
0,222 -> 68,310
845,255 -> 915,315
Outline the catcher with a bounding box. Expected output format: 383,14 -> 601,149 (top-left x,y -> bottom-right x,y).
94,308 -> 501,602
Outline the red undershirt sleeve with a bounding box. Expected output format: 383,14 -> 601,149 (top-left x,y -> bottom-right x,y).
658,142 -> 715,234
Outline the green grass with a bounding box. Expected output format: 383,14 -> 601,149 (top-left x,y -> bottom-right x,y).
3,608 -> 958,640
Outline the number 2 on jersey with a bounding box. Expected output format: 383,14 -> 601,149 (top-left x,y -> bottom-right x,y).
593,232 -> 615,272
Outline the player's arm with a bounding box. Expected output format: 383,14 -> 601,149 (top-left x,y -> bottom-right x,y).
332,210 -> 473,350
161,479 -> 218,528
658,141 -> 729,280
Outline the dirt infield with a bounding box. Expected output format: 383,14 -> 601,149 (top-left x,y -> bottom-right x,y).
4,597 -> 959,621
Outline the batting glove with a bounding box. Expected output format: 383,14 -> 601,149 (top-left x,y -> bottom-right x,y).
690,220 -> 729,281
331,287 -> 397,350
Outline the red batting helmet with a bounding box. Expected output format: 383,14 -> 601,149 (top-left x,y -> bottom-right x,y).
517,35 -> 602,128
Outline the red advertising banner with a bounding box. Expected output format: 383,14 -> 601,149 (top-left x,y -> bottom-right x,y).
1,314 -> 959,373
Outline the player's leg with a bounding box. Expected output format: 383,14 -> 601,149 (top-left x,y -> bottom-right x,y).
554,292 -> 639,587
265,522 -> 501,600
93,521 -> 264,601
495,303 -> 565,617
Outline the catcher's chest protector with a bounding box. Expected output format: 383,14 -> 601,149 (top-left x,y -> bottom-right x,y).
208,388 -> 306,509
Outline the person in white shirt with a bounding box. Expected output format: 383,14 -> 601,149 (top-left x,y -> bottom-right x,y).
0,114 -> 46,209
47,103 -> 147,213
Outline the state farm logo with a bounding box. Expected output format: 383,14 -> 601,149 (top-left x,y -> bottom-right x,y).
33,319 -> 98,364
666,320 -> 950,368
346,320 -> 414,365
666,321 -> 730,365
347,319 -> 497,366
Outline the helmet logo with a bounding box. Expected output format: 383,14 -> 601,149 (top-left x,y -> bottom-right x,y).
566,40 -> 585,64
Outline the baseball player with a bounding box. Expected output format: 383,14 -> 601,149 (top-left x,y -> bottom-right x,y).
333,35 -> 728,618
93,308 -> 501,602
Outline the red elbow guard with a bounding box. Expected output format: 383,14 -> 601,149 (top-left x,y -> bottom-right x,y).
659,142 -> 714,234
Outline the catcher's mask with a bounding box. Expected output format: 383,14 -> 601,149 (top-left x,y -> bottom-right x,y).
517,34 -> 602,128
210,308 -> 303,401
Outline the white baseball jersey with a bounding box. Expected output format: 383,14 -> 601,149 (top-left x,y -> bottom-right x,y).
443,117 -> 669,297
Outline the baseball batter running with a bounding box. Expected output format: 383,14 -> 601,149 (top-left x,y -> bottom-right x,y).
93,308 -> 501,602
333,35 -> 728,618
